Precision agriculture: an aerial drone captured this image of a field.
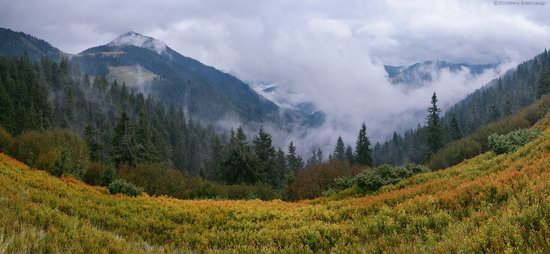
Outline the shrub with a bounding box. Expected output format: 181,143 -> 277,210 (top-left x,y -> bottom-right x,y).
284,161 -> 363,200
12,129 -> 89,179
488,129 -> 540,154
117,163 -> 278,200
428,139 -> 482,170
330,164 -> 430,196
108,179 -> 143,197
83,161 -> 116,186
0,126 -> 14,154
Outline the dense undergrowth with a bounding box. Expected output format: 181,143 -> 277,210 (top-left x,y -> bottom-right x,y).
0,116 -> 549,253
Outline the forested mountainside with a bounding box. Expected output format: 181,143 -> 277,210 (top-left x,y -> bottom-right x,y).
0,55 -> 224,176
0,27 -> 63,61
71,32 -> 323,128
384,60 -> 498,87
0,53 -> 312,195
374,49 -> 550,165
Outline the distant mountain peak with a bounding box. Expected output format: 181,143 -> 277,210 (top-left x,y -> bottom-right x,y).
108,31 -> 167,54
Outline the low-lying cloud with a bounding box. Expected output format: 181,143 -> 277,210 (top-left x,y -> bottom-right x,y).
1,0 -> 548,155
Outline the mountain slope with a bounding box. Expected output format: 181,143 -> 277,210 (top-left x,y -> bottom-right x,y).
71,32 -> 318,127
1,115 -> 549,252
385,60 -> 498,87
375,50 -> 550,165
0,27 -> 63,61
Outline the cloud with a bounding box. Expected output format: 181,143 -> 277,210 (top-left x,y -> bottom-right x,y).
1,0 -> 549,155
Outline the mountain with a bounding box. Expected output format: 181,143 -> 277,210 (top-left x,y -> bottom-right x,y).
0,27 -> 63,61
374,50 -> 550,166
71,32 -> 321,128
384,60 -> 498,87
1,112 -> 549,252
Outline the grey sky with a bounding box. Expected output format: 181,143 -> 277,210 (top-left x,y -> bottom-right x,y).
1,0 -> 549,150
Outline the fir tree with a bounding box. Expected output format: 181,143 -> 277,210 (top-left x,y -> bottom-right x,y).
536,59 -> 550,97
449,113 -> 462,141
135,110 -> 159,163
112,111 -> 138,166
221,127 -> 259,184
345,145 -> 354,164
354,122 -> 372,166
333,136 -> 346,161
287,141 -> 304,172
253,128 -> 276,185
426,92 -> 442,155
274,148 -> 287,188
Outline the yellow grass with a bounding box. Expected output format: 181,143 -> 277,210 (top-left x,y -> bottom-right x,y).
1,116 -> 549,253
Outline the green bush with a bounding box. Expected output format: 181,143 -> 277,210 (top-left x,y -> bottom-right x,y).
108,179 -> 143,197
331,164 -> 430,195
12,129 -> 89,179
488,129 -> 540,154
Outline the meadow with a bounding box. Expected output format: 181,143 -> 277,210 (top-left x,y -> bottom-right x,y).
1,117 -> 549,253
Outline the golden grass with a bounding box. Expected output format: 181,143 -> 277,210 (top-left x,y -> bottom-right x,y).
1,116 -> 549,253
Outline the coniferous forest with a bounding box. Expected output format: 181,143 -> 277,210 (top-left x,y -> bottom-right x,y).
1,2 -> 550,251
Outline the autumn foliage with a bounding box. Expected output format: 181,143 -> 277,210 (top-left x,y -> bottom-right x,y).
0,115 -> 548,252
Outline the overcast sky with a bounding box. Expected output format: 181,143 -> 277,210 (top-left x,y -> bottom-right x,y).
1,0 -> 549,150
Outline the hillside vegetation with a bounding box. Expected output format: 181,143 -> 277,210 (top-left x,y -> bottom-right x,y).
1,116 -> 549,253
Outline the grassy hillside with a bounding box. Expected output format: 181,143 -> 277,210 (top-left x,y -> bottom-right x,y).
1,118 -> 550,253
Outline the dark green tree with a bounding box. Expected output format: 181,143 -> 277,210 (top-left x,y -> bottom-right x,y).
449,113 -> 462,141
345,145 -> 354,164
135,111 -> 159,163
426,92 -> 443,155
536,59 -> 550,97
274,148 -> 287,188
221,127 -> 259,184
112,111 -> 138,167
287,141 -> 304,172
253,128 -> 276,185
333,136 -> 346,161
84,124 -> 104,161
354,122 -> 372,166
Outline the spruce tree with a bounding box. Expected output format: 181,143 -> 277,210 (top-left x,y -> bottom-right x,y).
112,111 -> 138,166
316,147 -> 323,164
426,92 -> 442,155
333,136 -> 346,161
84,124 -> 104,161
135,110 -> 159,163
221,127 -> 259,184
253,128 -> 276,185
345,145 -> 354,164
536,60 -> 550,97
274,148 -> 287,188
287,141 -> 304,172
449,114 -> 461,141
354,122 -> 372,166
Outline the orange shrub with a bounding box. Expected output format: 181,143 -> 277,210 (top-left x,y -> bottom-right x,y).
285,160 -> 363,200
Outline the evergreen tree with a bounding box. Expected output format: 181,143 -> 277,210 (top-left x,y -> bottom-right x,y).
449,114 -> 462,141
345,145 -> 354,164
274,148 -> 287,188
287,141 -> 304,172
112,111 -> 138,166
84,124 -> 104,161
135,110 -> 159,163
333,136 -> 346,161
253,128 -> 276,184
221,127 -> 259,184
426,92 -> 443,155
354,122 -> 372,166
316,147 -> 323,164
536,59 -> 550,97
